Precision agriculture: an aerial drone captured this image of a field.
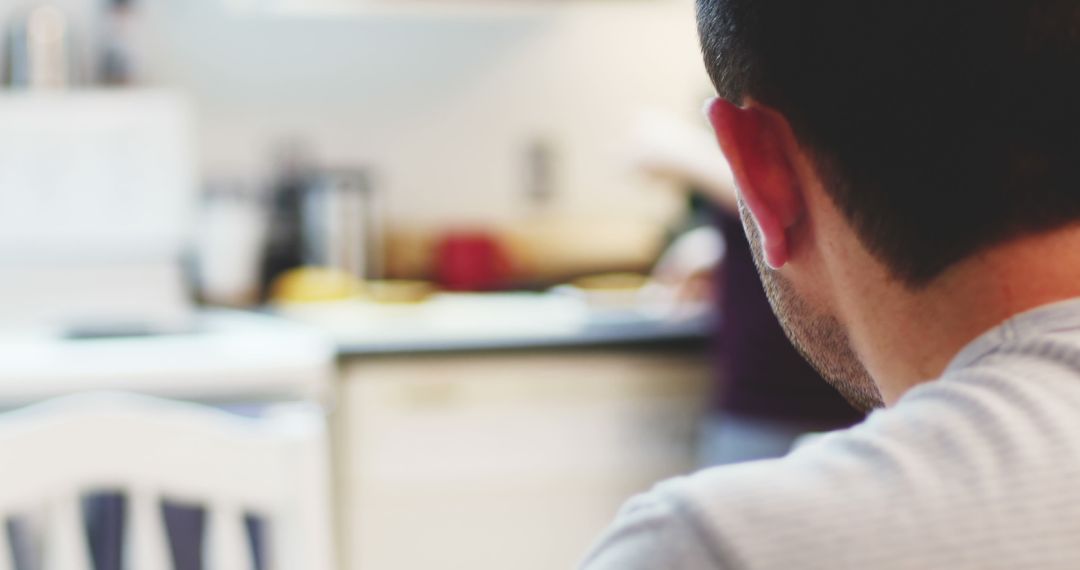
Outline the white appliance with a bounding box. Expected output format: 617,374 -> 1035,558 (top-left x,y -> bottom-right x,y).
0,90 -> 197,330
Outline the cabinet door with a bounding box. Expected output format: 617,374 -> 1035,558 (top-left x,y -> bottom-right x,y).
337,347 -> 709,570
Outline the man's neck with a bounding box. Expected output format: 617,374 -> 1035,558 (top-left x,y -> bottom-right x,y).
844,224 -> 1080,405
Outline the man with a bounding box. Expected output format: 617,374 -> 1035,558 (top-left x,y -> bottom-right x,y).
581,1 -> 1080,568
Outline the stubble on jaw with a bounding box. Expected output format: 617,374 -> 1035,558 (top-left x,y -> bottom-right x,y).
738,203 -> 885,412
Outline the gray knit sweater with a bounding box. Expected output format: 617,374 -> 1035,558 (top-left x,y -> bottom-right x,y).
581,298 -> 1080,569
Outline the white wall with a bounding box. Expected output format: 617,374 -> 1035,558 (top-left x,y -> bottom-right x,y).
137,0 -> 712,226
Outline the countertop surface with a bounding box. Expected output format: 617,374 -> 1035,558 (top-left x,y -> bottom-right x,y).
274,292 -> 713,356
0,310 -> 335,403
0,294 -> 711,404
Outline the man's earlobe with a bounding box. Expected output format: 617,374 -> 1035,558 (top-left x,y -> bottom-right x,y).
705,97 -> 802,270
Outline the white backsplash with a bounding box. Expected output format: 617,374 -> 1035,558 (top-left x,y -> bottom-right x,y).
135,0 -> 711,227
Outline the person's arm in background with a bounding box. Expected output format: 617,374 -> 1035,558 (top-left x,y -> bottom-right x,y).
644,225 -> 724,316
630,111 -> 737,315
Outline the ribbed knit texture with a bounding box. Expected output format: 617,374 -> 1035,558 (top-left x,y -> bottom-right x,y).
582,298 -> 1080,569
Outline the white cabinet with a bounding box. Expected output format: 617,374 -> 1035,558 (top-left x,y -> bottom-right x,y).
335,346 -> 709,570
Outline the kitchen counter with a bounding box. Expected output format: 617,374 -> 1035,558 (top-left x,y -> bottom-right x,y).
0,310 -> 335,404
0,292 -> 708,404
273,292 -> 713,356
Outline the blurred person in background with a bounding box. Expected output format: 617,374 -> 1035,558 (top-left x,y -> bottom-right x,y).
637,115 -> 863,466
583,1 -> 1080,568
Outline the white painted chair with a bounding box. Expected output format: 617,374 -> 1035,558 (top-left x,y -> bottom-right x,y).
0,393 -> 334,570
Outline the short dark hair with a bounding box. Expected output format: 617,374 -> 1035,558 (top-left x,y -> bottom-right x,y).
698,0 -> 1080,287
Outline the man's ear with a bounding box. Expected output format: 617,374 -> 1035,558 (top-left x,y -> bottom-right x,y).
706,98 -> 804,269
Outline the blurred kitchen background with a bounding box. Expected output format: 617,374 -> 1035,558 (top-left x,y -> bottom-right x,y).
0,0 -> 729,568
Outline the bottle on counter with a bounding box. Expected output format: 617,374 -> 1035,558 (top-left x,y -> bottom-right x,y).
5,3 -> 77,89
100,0 -> 138,85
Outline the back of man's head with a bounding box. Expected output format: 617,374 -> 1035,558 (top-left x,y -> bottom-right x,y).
698,0 -> 1080,287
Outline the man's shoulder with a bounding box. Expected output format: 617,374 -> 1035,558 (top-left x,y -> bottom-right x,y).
580,413 -> 925,570
584,369 -> 1080,569
579,432 -> 902,570
712,369 -> 1080,562
671,432 -> 908,568
579,477 -> 728,570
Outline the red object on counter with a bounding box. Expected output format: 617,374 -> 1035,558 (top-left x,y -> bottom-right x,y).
435,231 -> 512,292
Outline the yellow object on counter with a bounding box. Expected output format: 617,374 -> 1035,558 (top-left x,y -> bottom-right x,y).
270,267 -> 365,303
364,280 -> 436,304
271,268 -> 437,305
570,272 -> 650,291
